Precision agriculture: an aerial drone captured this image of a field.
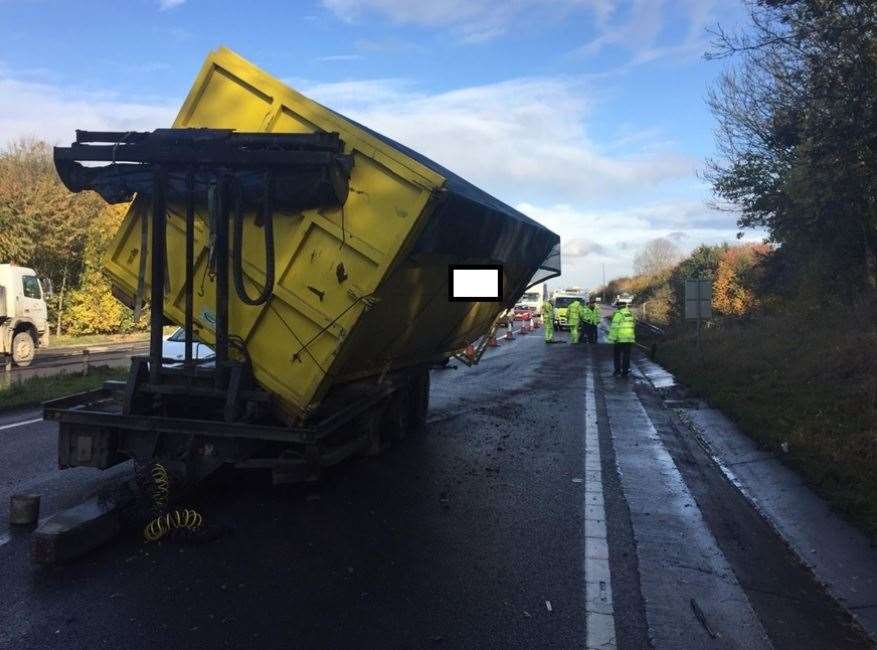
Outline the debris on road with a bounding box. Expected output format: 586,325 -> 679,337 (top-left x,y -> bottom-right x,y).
31,487 -> 134,564
9,494 -> 40,525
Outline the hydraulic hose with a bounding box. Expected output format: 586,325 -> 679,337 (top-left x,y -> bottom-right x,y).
233,171 -> 275,306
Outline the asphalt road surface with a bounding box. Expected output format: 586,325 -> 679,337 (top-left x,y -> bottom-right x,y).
0,329 -> 872,649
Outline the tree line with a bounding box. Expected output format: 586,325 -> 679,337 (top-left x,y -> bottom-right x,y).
707,0 -> 877,299
606,0 -> 877,325
0,140 -> 143,336
601,238 -> 770,326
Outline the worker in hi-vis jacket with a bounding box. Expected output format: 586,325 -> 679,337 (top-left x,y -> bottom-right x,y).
581,297 -> 601,344
542,299 -> 554,343
608,301 -> 636,376
568,298 -> 583,344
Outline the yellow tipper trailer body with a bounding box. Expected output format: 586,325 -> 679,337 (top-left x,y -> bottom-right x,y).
104,48 -> 559,421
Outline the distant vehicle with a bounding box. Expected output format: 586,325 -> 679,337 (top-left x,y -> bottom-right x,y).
551,289 -> 588,330
0,263 -> 50,367
162,327 -> 215,363
519,283 -> 545,315
513,304 -> 535,321
615,293 -> 634,306
594,296 -> 602,303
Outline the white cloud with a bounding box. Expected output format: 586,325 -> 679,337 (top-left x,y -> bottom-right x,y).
516,200 -> 763,287
0,76 -> 176,147
574,0 -> 741,67
563,238 -> 607,258
322,0 -> 610,43
321,1 -> 736,62
158,0 -> 185,10
303,76 -> 693,203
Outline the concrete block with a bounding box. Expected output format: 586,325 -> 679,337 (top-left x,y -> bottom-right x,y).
31,490 -> 133,565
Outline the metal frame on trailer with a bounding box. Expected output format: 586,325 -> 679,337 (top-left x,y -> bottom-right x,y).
53,128 -> 354,423
45,128 -> 421,482
44,364 -> 424,482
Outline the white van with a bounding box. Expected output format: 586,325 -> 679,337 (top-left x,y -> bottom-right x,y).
519,282 -> 545,315
0,264 -> 50,366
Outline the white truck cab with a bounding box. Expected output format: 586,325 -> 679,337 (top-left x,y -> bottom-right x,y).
0,264 -> 49,366
519,282 -> 546,315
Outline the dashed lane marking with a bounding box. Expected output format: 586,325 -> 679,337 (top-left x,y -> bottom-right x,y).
584,368 -> 616,649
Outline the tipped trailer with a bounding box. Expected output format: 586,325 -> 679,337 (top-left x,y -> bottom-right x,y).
45,48 -> 559,484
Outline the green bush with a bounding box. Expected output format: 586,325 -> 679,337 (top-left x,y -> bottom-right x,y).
659,300 -> 877,539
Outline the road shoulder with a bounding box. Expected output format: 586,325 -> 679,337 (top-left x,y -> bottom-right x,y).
634,354 -> 877,647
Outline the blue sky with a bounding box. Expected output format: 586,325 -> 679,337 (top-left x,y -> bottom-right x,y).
0,0 -> 759,288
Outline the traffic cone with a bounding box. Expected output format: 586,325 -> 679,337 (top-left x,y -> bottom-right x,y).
505,328 -> 515,341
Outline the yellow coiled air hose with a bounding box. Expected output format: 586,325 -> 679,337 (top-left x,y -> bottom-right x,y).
143,463 -> 204,542
144,509 -> 204,542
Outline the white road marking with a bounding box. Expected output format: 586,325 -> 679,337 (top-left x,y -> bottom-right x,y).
603,360 -> 772,649
584,369 -> 616,650
0,417 -> 42,431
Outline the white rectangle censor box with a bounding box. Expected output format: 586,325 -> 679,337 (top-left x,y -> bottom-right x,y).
448,266 -> 502,301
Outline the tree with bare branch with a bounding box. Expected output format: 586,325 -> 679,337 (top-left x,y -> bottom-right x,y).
706,0 -> 877,294
633,238 -> 682,278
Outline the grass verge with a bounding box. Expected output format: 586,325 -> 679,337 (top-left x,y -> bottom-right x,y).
657,306 -> 877,540
0,366 -> 128,412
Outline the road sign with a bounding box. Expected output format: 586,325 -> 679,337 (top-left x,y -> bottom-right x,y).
685,280 -> 712,320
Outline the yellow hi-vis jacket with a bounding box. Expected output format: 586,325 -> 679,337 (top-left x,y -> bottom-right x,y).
567,300 -> 583,326
581,304 -> 601,326
608,307 -> 636,343
542,300 -> 554,319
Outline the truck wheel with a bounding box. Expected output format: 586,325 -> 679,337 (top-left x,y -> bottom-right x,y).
408,369 -> 430,432
11,332 -> 35,367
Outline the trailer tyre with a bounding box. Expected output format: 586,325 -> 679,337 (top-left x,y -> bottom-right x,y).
383,389 -> 411,442
356,405 -> 386,457
408,369 -> 430,432
11,331 -> 35,367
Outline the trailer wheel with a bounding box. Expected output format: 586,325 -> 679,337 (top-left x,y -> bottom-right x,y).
383,389 -> 411,442
11,331 -> 35,367
356,405 -> 386,457
408,369 -> 430,432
